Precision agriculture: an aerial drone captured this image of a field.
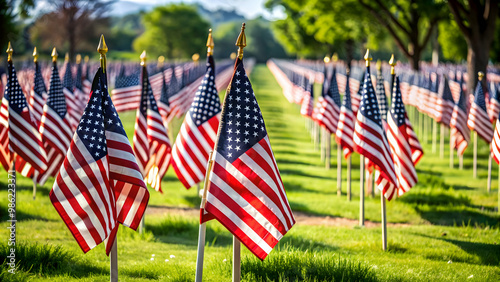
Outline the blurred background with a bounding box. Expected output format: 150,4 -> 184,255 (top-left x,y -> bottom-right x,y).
1,0 -> 499,67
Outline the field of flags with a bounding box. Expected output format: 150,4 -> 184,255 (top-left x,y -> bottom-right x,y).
0,24 -> 499,281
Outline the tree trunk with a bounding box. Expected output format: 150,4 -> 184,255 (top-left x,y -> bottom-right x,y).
466,37 -> 490,95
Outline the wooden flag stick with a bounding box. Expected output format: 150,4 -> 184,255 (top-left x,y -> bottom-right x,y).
440,123 -> 445,158
232,236 -> 241,282
195,150 -> 214,282
473,131 -> 478,178
110,237 -> 118,282
381,192 -> 387,251
370,170 -> 375,198
450,131 -> 454,168
326,133 -> 331,170
487,145 -> 492,193
33,172 -> 38,200
459,154 -> 464,170
320,127 -> 325,162
360,155 -> 365,227
424,114 -> 429,144
432,119 -> 437,153
347,154 -> 352,201
498,164 -> 500,214
337,143 -> 341,196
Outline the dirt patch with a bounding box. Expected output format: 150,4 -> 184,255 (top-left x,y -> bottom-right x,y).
146,206 -> 411,227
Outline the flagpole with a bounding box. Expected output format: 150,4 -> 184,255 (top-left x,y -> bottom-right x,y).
337,143 -> 341,196
6,43 -> 17,247
432,119 -> 437,153
96,34 -> 117,282
32,47 -> 39,200
487,144 -> 492,193
347,154 -> 352,201
450,131 -> 454,168
138,50 -> 149,235
473,131 -> 478,178
232,23 -> 247,282
194,30 -> 216,282
440,123 -> 445,158
320,127 -> 325,162
326,132 -> 331,170
360,155 -> 365,227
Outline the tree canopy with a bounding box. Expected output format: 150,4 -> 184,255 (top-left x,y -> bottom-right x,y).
133,4 -> 210,59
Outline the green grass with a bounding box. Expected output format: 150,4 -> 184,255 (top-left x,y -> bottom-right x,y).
0,64 -> 499,281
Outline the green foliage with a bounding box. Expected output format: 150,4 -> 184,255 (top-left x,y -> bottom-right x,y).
213,19 -> 289,62
133,4 -> 210,59
438,19 -> 468,62
106,13 -> 144,52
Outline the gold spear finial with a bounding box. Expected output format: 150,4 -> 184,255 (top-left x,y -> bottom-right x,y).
157,55 -> 165,68
376,59 -> 381,71
140,50 -> 147,66
192,53 -> 200,62
323,55 -> 330,64
33,47 -> 38,63
236,23 -> 246,59
478,71 -> 484,81
389,54 -> 396,75
84,55 -> 89,64
332,53 -> 338,62
76,54 -> 81,64
6,42 -> 13,62
364,49 -> 372,67
51,47 -> 58,63
207,28 -> 214,56
65,52 -> 69,62
97,34 -> 108,72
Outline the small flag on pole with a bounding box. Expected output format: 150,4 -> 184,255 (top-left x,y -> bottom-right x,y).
335,70 -> 355,159
468,76 -> 493,143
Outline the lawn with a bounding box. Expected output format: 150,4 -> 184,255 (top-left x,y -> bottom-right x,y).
1,64 -> 499,281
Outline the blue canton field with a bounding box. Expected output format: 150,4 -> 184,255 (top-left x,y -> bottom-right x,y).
1,64 -> 499,281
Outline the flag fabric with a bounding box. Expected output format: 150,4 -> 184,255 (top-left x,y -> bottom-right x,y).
50,67 -> 149,255
158,71 -> 173,125
450,77 -> 470,156
468,80 -> 494,143
202,59 -> 295,260
62,61 -> 81,130
353,66 -> 398,200
111,71 -> 141,113
171,55 -> 221,189
83,62 -> 92,95
375,69 -> 388,121
314,69 -> 341,133
386,77 -> 422,196
29,61 -> 47,124
133,65 -> 172,193
488,82 -> 500,123
0,60 -> 47,173
335,72 -> 355,159
74,61 -> 87,110
491,110 -> 500,164
434,75 -> 455,126
300,79 -> 314,118
37,62 -> 74,185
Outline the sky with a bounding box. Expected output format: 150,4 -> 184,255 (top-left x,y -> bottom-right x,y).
120,0 -> 284,19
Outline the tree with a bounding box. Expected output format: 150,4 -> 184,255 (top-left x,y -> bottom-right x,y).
357,0 -> 447,70
133,4 -> 210,59
0,0 -> 35,51
438,19 -> 468,62
447,0 -> 499,94
30,0 -> 113,60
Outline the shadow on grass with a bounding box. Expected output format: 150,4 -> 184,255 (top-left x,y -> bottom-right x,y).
146,217 -> 233,247
0,242 -> 107,279
399,192 -> 471,206
280,168 -> 331,180
415,233 -> 500,265
283,180 -> 334,194
278,235 -> 338,252
413,206 -> 500,228
0,206 -> 55,222
277,158 -> 314,166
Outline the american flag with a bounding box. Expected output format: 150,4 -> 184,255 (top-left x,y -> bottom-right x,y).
38,62 -> 73,185
434,75 -> 455,126
111,70 -> 141,113
300,78 -> 314,118
133,65 -> 172,193
314,68 -> 341,133
171,56 -> 221,189
158,71 -> 173,125
468,80 -> 494,143
386,76 -> 422,197
353,66 -> 398,200
202,59 -> 295,260
83,62 -> 92,95
426,73 -> 439,119
490,109 -> 500,165
376,68 -> 388,121
335,72 -> 355,159
0,61 -> 47,173
50,67 -> 149,255
351,71 -> 364,115
450,77 -> 470,156
488,82 -> 500,123
29,61 -> 47,124
74,61 -> 87,110
62,61 -> 81,130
